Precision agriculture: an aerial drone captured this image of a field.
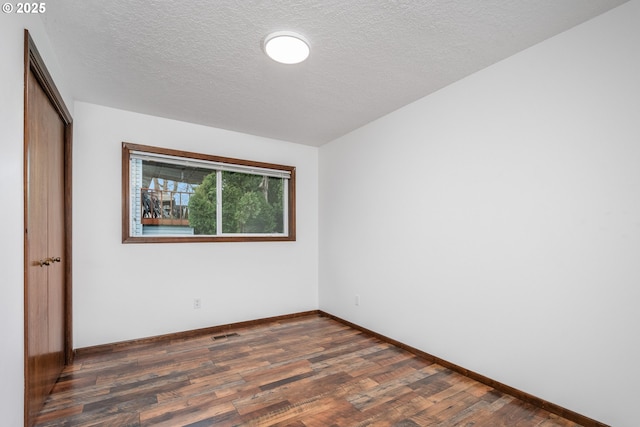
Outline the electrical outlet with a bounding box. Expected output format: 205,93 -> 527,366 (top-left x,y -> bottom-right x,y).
193,298 -> 201,309
355,294 -> 360,306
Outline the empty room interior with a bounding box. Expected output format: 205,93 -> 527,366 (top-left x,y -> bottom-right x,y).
1,1 -> 639,426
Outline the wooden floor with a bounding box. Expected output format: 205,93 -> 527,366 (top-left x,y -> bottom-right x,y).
35,315 -> 583,427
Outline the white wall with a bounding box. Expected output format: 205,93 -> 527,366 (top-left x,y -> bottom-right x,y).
73,102 -> 319,348
0,15 -> 73,427
319,1 -> 639,426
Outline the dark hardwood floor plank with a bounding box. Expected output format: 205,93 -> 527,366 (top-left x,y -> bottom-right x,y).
140,397 -> 237,427
35,315 -> 584,427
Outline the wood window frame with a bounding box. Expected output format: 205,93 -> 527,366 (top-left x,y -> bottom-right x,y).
122,142 -> 296,243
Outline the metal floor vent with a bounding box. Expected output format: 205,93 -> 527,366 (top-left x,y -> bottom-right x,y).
212,332 -> 239,340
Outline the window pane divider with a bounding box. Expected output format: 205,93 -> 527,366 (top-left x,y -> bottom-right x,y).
216,170 -> 222,236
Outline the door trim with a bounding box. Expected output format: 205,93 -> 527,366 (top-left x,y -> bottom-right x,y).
23,29 -> 73,426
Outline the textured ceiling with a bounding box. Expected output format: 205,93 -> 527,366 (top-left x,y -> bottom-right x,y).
41,0 -> 628,146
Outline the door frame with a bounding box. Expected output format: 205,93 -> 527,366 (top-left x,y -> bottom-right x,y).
23,29 -> 73,425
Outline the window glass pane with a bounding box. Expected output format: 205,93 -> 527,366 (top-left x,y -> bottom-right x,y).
221,172 -> 284,234
132,159 -> 214,236
187,171 -> 217,235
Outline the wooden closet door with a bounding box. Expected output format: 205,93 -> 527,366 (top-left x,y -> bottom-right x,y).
46,83 -> 66,380
25,61 -> 66,425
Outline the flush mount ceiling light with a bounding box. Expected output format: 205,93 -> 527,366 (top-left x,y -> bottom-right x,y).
263,31 -> 310,64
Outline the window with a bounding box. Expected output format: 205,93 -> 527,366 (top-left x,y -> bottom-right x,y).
122,143 -> 296,243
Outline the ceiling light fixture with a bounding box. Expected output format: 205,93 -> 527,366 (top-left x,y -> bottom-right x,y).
263,31 -> 310,65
